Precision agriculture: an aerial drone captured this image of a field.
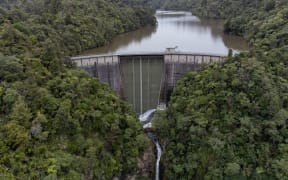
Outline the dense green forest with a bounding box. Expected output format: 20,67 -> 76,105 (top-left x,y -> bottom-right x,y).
0,0 -> 155,179
159,0 -> 279,18
1,0 -> 288,179
153,0 -> 288,179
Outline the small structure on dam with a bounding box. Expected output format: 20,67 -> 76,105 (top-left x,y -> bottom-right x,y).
71,52 -> 226,114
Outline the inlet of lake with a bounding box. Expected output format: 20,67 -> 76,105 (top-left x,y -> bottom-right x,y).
82,10 -> 249,56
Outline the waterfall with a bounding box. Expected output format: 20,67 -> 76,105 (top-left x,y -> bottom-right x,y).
155,140 -> 162,180
138,109 -> 162,180
139,109 -> 156,123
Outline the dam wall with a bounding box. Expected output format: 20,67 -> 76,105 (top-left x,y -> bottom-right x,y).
71,53 -> 225,113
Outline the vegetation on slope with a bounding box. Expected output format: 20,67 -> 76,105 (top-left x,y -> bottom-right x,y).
159,0 -> 277,18
153,0 -> 288,179
155,53 -> 288,179
0,0 -> 155,69
0,0 -> 155,179
0,55 -> 149,179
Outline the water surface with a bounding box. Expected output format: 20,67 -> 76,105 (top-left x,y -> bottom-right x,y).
82,10 -> 249,55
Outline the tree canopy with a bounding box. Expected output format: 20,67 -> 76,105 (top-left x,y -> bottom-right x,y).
153,0 -> 288,179
0,0 -> 155,179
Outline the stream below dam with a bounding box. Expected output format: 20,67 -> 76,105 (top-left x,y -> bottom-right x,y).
139,109 -> 162,180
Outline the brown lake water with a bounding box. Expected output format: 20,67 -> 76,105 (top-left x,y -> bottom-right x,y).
82,10 -> 249,56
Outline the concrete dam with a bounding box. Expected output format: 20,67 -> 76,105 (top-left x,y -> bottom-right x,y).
71,53 -> 226,114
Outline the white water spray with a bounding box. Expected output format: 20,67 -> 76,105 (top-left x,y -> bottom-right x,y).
155,140 -> 162,180
139,109 -> 156,123
138,109 -> 162,180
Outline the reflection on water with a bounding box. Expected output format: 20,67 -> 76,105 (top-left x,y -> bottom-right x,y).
82,26 -> 157,55
222,34 -> 250,51
82,10 -> 249,55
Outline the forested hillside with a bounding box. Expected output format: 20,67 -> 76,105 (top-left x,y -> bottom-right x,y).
160,0 -> 278,18
0,0 -> 155,179
0,0 -> 155,64
154,0 -> 288,179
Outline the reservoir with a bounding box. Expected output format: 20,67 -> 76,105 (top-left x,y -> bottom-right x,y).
82,10 -> 249,55
77,10 -> 248,114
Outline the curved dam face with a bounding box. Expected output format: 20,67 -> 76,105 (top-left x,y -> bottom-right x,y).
71,53 -> 225,114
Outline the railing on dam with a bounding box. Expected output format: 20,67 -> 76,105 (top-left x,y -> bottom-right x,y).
71,52 -> 225,66
71,52 -> 226,114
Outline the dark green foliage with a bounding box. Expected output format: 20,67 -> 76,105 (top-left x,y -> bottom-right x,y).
0,55 -> 25,82
160,0 -> 271,19
0,57 -> 149,179
156,56 -> 288,179
0,0 -> 154,179
152,0 -> 288,179
0,0 -> 155,71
